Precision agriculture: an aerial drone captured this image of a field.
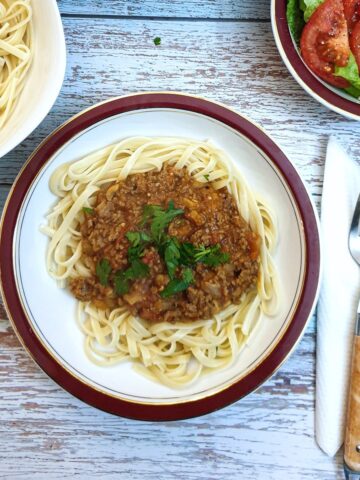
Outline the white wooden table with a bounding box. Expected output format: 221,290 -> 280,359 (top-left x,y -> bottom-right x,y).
1,1 -> 358,478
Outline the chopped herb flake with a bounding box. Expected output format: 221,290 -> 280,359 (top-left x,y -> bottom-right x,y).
141,200 -> 183,244
83,207 -> 94,215
164,237 -> 181,279
126,231 -> 152,261
126,259 -> 150,280
194,244 -> 230,267
96,258 -> 112,286
114,271 -> 130,295
153,36 -> 161,46
126,231 -> 151,246
114,259 -> 150,296
160,268 -> 194,298
178,242 -> 197,266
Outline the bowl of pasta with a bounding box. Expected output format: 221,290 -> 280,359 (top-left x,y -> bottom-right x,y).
0,0 -> 66,158
0,93 -> 321,420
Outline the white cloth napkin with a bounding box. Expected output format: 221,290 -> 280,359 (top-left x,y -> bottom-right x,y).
316,137 -> 360,457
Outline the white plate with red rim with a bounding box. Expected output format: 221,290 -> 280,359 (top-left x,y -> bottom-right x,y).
0,93 -> 321,420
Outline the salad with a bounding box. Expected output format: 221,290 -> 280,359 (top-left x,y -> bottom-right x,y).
287,0 -> 360,98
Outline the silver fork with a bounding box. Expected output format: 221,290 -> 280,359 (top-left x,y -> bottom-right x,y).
344,193 -> 360,479
349,194 -> 360,268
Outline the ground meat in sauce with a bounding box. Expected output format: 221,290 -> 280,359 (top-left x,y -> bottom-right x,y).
69,165 -> 260,323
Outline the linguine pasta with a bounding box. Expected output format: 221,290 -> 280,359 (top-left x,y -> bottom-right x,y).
42,137 -> 279,388
0,0 -> 32,130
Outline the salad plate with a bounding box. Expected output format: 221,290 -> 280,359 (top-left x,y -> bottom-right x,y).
272,0 -> 360,120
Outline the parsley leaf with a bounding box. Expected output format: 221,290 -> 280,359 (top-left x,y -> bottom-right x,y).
160,268 -> 194,298
194,244 -> 230,267
114,259 -> 150,296
126,231 -> 151,246
203,174 -> 210,181
126,231 -> 151,261
83,207 -> 94,215
126,259 -> 150,280
140,205 -> 163,226
96,258 -> 112,286
114,271 -> 130,295
164,237 -> 181,279
177,243 -> 230,268
141,200 -> 183,244
153,36 -> 161,46
151,201 -> 183,243
178,242 -> 196,266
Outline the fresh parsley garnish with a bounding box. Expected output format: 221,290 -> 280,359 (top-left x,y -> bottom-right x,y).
96,258 -> 112,286
164,237 -> 181,279
141,204 -> 162,226
126,258 -> 150,279
177,242 -> 230,268
153,36 -> 161,46
158,236 -> 230,280
126,231 -> 151,261
141,200 -> 183,244
95,201 -> 230,298
178,242 -> 196,266
194,244 -> 230,267
83,207 -> 94,215
160,268 -> 194,298
114,271 -> 130,295
203,174 -> 210,181
114,259 -> 150,295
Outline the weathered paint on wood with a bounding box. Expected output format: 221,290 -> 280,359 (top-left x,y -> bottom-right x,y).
0,4 -> 357,479
1,315 -> 338,480
57,0 -> 270,20
2,19 -> 359,193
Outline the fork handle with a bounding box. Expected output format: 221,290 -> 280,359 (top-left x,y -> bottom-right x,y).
344,320 -> 360,471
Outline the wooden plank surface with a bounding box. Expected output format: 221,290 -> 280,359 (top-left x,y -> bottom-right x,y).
1,316 -> 338,480
57,0 -> 270,20
2,18 -> 359,194
0,2 -> 358,479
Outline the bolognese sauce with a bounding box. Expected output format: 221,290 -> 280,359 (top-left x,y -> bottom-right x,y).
69,165 -> 260,323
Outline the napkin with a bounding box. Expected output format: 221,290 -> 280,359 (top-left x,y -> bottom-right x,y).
316,137 -> 360,457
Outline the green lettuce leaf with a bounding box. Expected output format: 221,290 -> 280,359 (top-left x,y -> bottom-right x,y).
345,85 -> 360,98
286,0 -> 325,42
335,53 -> 360,98
300,0 -> 325,22
287,0 -> 305,42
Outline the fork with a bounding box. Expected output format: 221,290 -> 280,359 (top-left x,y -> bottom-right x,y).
344,193 -> 360,477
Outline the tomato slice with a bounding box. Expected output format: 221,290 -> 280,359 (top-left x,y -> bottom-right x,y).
344,0 -> 360,70
350,21 -> 360,69
300,0 -> 350,88
343,0 -> 360,33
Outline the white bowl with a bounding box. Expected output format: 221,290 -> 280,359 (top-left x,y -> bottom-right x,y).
0,0 -> 66,158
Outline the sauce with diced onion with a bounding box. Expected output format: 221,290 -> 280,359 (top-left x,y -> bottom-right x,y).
69,166 -> 260,323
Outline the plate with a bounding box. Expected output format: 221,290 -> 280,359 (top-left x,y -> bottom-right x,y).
0,0 -> 66,158
0,93 -> 321,420
271,0 -> 360,120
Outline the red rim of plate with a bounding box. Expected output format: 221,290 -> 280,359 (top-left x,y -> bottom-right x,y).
0,93 -> 321,421
272,0 -> 360,119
